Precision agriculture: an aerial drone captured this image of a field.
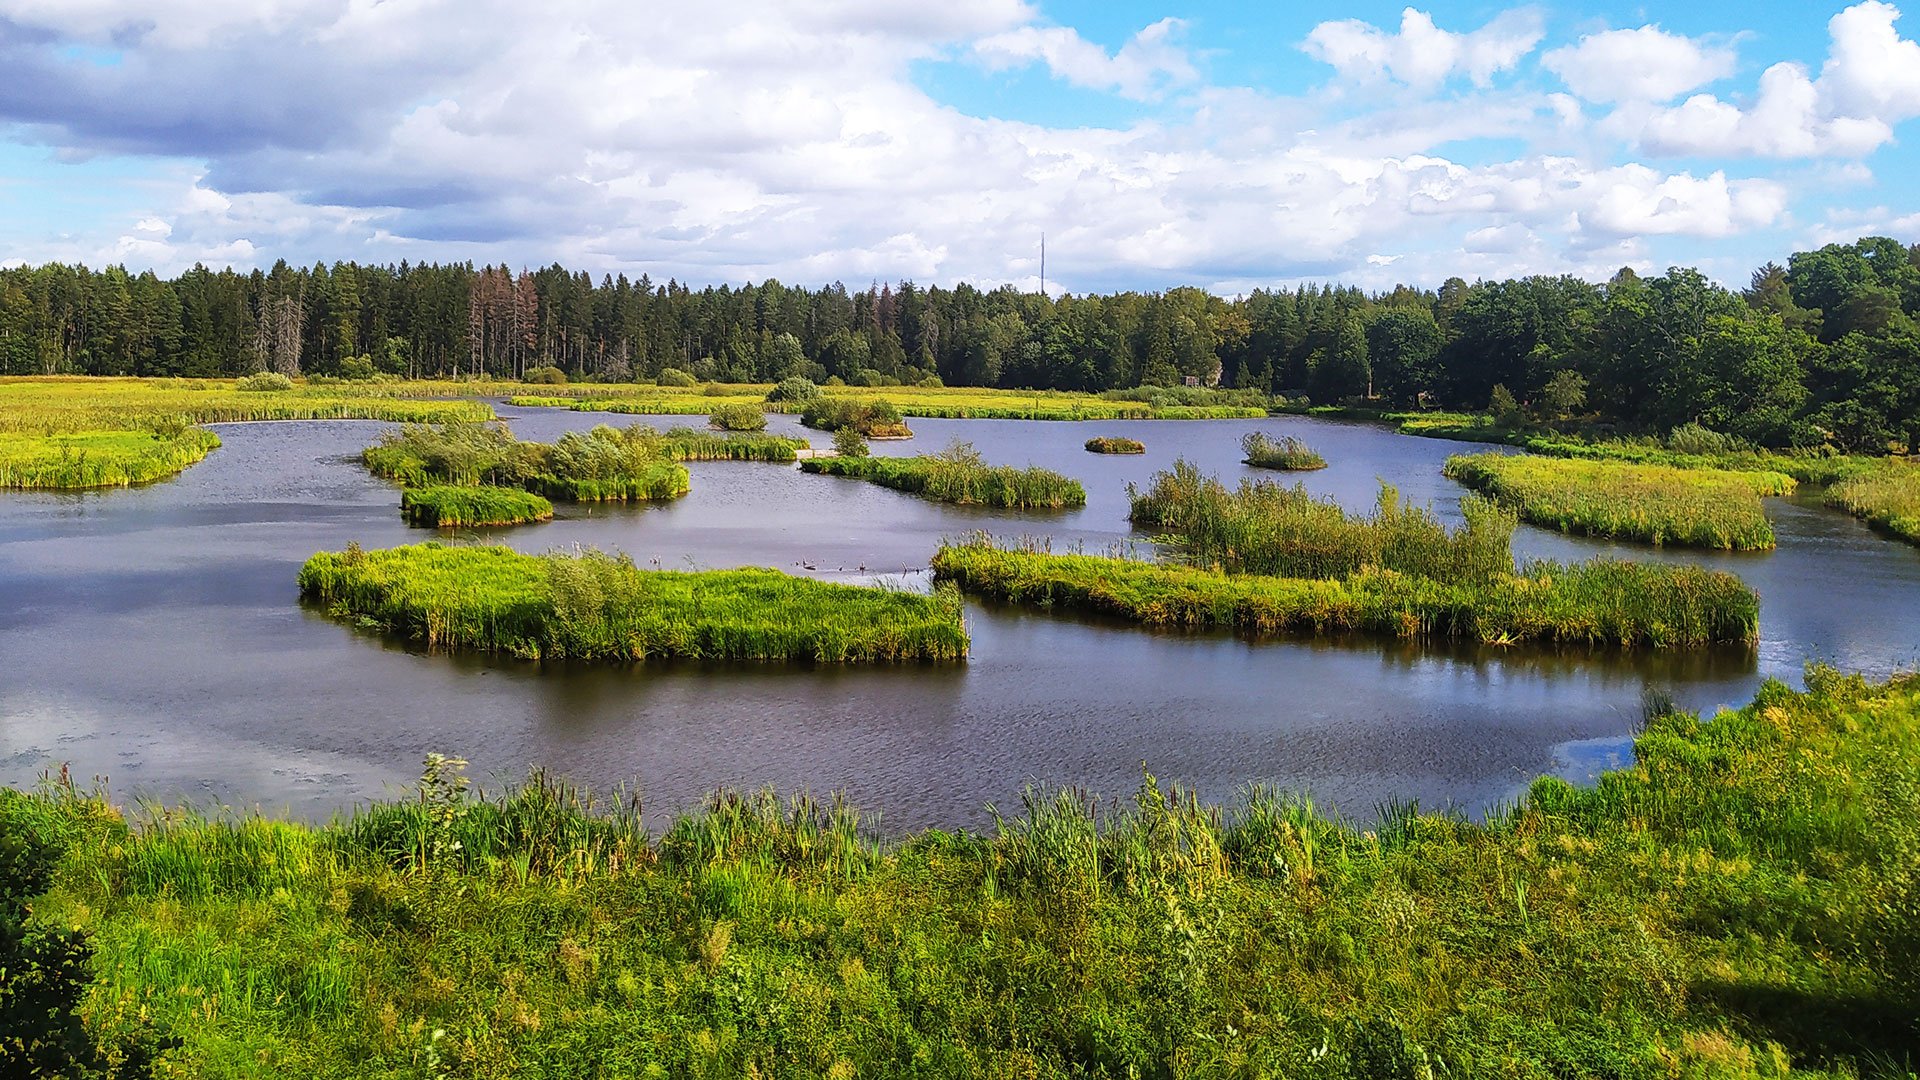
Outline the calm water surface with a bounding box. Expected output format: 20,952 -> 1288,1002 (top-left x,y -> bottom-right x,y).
2,406 -> 1916,830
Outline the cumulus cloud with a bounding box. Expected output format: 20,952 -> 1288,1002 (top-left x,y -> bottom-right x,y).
1543,26 -> 1736,103
973,18 -> 1197,100
1619,1 -> 1920,158
1301,7 -> 1545,90
0,0 -> 1897,288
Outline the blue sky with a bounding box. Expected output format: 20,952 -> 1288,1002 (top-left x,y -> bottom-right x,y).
3,0 -> 1919,293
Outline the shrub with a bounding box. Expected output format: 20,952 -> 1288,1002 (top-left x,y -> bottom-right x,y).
1086,436 -> 1147,454
833,426 -> 870,458
708,403 -> 768,432
237,372 -> 294,392
917,374 -> 945,388
656,368 -> 697,388
523,365 -> 569,385
338,355 -> 378,381
766,377 -> 821,404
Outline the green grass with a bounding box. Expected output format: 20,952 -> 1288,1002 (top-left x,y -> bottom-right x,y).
1825,462 -> 1920,546
1084,436 -> 1146,454
797,397 -> 914,438
1241,431 -> 1326,470
0,429 -> 222,489
399,486 -> 554,528
933,536 -> 1758,648
299,543 -> 969,663
1444,453 -> 1791,550
19,666 -> 1916,1076
363,422 -> 691,503
707,402 -> 768,432
651,427 -> 809,462
801,442 -> 1086,509
1130,460 -> 1517,584
506,395 -> 575,408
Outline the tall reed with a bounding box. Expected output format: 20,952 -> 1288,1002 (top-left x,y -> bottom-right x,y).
802,441 -> 1086,509
1241,432 -> 1326,470
1825,461 -> 1920,545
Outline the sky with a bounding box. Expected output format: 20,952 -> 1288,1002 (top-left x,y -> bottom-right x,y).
3,1 -> 1920,295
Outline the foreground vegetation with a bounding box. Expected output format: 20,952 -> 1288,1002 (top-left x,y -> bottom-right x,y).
934,537 -> 1756,648
1825,462 -> 1920,546
11,668 -> 1915,1076
398,485 -> 553,529
1241,431 -> 1326,470
0,428 -> 222,490
1443,453 -> 1791,551
299,543 -> 968,663
801,442 -> 1087,509
1084,436 -> 1146,454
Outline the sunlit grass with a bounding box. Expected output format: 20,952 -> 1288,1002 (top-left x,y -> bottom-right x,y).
802,441 -> 1086,509
399,485 -> 553,528
1241,431 -> 1326,471
0,429 -> 222,489
1444,453 -> 1790,550
1825,461 -> 1920,546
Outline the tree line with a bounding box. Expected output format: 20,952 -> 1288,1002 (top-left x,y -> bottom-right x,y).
1,235 -> 1916,450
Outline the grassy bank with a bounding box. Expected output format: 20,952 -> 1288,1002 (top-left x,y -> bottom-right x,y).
299,543 -> 968,663
801,443 -> 1086,509
0,376 -> 493,435
1130,461 -> 1516,583
1825,462 -> 1920,546
933,537 -> 1757,648
0,428 -> 222,489
1241,431 -> 1326,470
1444,453 -> 1791,551
399,485 -> 554,528
1085,436 -> 1146,454
15,669 -> 1914,1076
652,428 -> 808,462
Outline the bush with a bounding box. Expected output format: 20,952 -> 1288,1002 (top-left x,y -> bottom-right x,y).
1666,423 -> 1744,456
917,374 -> 945,388
833,426 -> 871,458
708,403 -> 769,432
338,355 -> 378,381
849,369 -> 886,387
823,375 -> 846,387
236,372 -> 294,392
657,368 -> 697,388
523,365 -> 568,385
1085,436 -> 1146,454
766,377 -> 822,404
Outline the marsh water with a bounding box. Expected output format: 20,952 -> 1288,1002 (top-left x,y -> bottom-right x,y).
3,405 -> 1917,831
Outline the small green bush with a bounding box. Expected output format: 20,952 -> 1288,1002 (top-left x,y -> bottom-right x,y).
833,426 -> 870,458
708,402 -> 769,432
523,365 -> 568,385
767,377 -> 822,403
657,368 -> 697,388
237,372 -> 294,392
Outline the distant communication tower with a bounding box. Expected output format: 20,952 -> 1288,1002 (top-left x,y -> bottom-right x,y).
1040,233 -> 1046,298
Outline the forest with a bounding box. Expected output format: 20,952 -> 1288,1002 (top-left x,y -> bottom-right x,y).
1,235 -> 1917,451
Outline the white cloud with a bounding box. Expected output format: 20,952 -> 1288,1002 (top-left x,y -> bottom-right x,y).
973,18 -> 1197,100
1543,26 -> 1736,103
1302,7 -> 1545,90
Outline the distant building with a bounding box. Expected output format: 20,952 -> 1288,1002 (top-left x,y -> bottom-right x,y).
1183,375 -> 1200,387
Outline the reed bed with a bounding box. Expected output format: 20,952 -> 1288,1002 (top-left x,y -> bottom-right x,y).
1130,460 -> 1516,583
506,395 -> 576,408
1443,453 -> 1788,550
707,402 -> 769,431
802,441 -> 1086,509
399,485 -> 554,528
798,397 -> 914,438
650,427 -> 809,462
1084,436 -> 1146,454
363,422 -> 690,503
933,536 -> 1757,648
16,666 -> 1918,1074
1825,462 -> 1920,545
1241,431 -> 1326,470
0,376 -> 492,435
0,429 -> 222,489
299,543 -> 969,663
569,399 -> 725,416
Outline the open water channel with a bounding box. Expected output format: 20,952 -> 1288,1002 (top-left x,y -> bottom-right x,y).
3,405 -> 1917,831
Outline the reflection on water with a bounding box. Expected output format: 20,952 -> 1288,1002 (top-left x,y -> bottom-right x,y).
1,406 -> 1915,829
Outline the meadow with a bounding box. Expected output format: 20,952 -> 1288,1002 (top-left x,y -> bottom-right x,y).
1825,462 -> 1920,546
10,667 -> 1913,1077
298,543 -> 969,663
1241,431 -> 1326,471
1443,453 -> 1792,551
1084,436 -> 1146,454
801,442 -> 1087,509
398,485 -> 554,528
0,428 -> 223,489
932,536 -> 1757,649
1129,461 -> 1517,584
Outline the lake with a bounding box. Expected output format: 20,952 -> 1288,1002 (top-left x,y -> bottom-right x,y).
2,406 -> 1916,831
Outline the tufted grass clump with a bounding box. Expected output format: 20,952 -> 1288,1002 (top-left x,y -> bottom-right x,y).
1443,453 -> 1789,550
1825,461 -> 1920,546
299,543 -> 968,663
1241,432 -> 1325,470
364,422 -> 690,503
708,403 -> 768,432
1130,460 -> 1516,584
803,441 -> 1086,509
1084,436 -> 1146,454
400,485 -> 553,528
798,397 -> 913,438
